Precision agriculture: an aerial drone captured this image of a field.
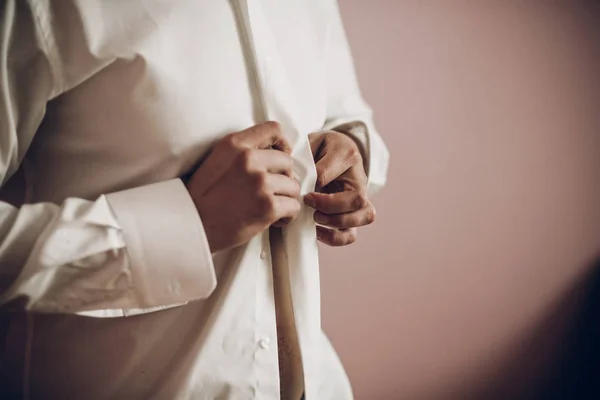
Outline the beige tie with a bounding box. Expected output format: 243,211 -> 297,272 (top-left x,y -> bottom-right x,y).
269,227 -> 305,400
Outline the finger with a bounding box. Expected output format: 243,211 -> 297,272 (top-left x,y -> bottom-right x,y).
314,147 -> 357,190
316,226 -> 357,247
232,121 -> 292,153
189,123 -> 291,194
314,203 -> 375,229
265,173 -> 300,199
253,149 -> 294,177
304,190 -> 368,214
271,196 -> 301,223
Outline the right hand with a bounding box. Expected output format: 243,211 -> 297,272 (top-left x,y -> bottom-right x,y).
185,121 -> 301,253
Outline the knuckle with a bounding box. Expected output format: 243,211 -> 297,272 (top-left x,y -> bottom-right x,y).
222,132 -> 240,149
353,192 -> 368,210
346,231 -> 358,245
291,179 -> 301,197
251,171 -> 268,190
284,153 -> 295,167
264,120 -> 282,133
255,197 -> 269,218
291,199 -> 301,216
347,146 -> 361,163
280,157 -> 294,175
259,194 -> 277,220
287,205 -> 301,222
237,149 -> 255,171
366,206 -> 377,224
265,121 -> 291,152
285,168 -> 295,179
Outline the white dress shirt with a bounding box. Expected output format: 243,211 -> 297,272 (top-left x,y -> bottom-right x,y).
0,0 -> 389,399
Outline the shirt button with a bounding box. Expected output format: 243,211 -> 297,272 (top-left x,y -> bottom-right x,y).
258,337 -> 270,350
260,250 -> 267,260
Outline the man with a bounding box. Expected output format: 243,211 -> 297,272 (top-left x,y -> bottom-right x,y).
0,0 -> 388,399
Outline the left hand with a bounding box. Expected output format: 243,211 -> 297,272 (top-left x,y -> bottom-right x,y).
304,131 -> 376,246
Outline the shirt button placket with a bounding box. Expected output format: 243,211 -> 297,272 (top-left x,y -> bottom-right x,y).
254,233 -> 278,398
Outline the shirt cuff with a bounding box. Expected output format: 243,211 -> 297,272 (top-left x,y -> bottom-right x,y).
105,179 -> 216,308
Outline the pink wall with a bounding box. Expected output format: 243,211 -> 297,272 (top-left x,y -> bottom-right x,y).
320,2 -> 600,399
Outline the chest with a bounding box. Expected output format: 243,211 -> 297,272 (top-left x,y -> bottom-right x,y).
30,0 -> 330,201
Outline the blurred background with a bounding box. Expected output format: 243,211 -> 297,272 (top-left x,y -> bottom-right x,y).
320,1 -> 600,399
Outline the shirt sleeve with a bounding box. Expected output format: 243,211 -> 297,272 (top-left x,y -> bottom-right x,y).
322,0 -> 390,196
0,0 -> 216,315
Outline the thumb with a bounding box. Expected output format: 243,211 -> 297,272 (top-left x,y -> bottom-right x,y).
314,148 -> 354,190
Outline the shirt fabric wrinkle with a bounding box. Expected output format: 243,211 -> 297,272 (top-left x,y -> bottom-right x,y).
0,0 -> 389,399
